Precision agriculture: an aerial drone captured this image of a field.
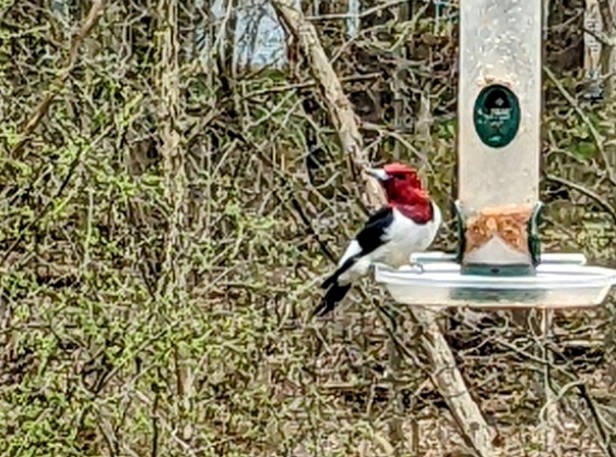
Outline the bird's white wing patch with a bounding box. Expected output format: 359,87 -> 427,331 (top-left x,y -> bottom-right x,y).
431,202 -> 442,234
337,240 -> 362,267
376,205 -> 442,267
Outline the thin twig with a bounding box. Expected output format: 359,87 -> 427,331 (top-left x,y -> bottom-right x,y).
1,124 -> 113,268
544,65 -> 616,186
545,174 -> 616,226
306,0 -> 409,21
243,72 -> 382,100
582,26 -> 616,47
11,0 -> 108,158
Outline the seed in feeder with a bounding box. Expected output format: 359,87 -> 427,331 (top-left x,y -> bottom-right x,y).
464,204 -> 533,255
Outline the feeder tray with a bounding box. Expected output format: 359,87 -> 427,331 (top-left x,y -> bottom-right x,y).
410,251 -> 588,266
374,252 -> 616,310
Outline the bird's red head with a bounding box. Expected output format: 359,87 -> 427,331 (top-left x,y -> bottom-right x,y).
367,162 -> 428,206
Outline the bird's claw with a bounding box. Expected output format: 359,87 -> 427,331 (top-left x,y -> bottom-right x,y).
408,261 -> 424,273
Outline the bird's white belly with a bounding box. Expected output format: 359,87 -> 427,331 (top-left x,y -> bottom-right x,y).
377,205 -> 441,267
374,225 -> 436,267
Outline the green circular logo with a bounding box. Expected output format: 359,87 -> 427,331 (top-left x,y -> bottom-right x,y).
473,84 -> 520,148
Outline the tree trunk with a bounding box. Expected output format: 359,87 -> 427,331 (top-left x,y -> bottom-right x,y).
156,0 -> 185,293
155,0 -> 193,441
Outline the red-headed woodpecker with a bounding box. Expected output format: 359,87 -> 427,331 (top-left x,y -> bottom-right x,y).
313,162 -> 441,317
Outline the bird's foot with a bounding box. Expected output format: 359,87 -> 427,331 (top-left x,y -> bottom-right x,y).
407,261 -> 424,273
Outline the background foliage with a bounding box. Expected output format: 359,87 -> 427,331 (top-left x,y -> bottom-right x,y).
0,0 -> 615,455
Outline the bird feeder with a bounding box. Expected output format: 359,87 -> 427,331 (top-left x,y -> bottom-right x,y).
375,0 -> 616,309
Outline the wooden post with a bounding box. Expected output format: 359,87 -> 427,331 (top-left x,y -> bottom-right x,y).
584,0 -> 616,99
458,0 -> 542,272
543,0 -> 550,41
585,0 -> 605,98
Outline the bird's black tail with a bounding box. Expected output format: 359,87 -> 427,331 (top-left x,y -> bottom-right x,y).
311,282 -> 352,318
320,256 -> 357,290
312,256 -> 358,318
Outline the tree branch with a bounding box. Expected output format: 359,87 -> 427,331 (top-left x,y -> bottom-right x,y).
271,1 -> 497,455
11,0 -> 108,158
545,174 -> 616,226
544,65 -> 616,186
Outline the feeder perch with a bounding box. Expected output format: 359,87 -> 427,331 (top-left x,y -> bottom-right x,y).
375,0 -> 616,309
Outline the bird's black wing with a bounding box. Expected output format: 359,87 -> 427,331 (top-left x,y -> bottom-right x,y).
354,205 -> 395,254
320,206 -> 394,290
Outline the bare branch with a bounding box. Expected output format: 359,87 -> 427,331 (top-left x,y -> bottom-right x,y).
544,65 -> 616,185
11,0 -> 108,158
545,174 -> 616,225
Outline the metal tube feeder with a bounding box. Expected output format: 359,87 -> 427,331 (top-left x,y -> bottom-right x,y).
375,0 -> 616,309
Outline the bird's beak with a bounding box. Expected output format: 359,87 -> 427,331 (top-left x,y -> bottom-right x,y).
366,168 -> 390,182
